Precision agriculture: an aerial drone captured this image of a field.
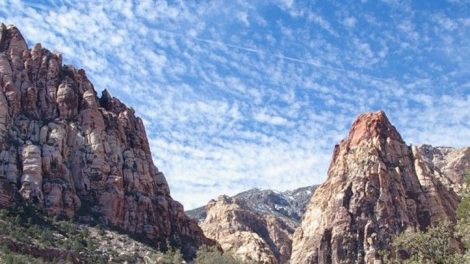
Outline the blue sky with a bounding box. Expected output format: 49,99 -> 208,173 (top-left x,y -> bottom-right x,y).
1,0 -> 470,209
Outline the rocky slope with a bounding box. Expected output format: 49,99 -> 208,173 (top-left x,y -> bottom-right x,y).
186,186 -> 316,264
291,111 -> 468,264
186,185 -> 316,223
0,204 -> 162,263
0,23 -> 211,258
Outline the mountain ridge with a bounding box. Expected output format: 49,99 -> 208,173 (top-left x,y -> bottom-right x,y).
186,185 -> 317,223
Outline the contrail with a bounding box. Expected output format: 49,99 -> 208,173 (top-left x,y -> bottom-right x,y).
153,28 -> 396,85
19,1 -> 396,85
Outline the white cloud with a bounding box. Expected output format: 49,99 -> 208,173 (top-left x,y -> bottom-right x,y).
237,11 -> 250,27
343,16 -> 357,28
1,0 -> 469,210
253,111 -> 290,126
307,12 -> 338,36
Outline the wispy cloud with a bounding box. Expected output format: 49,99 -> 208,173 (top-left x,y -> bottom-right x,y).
1,0 -> 469,209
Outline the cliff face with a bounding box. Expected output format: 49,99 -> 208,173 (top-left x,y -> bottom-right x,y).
0,23 -> 211,257
200,195 -> 298,264
290,111 -> 466,264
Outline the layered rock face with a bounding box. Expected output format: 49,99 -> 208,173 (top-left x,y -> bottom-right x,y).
291,111 -> 465,264
0,23 -> 210,256
201,195 -> 298,264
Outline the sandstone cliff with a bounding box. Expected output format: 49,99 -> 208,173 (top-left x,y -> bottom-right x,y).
0,23 -> 211,258
290,111 -> 468,264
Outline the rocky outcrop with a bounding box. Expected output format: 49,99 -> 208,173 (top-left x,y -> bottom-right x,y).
291,111 -> 466,264
413,144 -> 470,194
0,23 -> 211,257
201,195 -> 298,264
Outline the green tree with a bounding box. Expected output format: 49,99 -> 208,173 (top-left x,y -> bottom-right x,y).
388,170 -> 470,264
455,170 -> 470,262
391,221 -> 460,264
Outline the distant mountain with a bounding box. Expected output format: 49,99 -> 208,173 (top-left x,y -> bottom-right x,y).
186,185 -> 318,223
186,185 -> 318,263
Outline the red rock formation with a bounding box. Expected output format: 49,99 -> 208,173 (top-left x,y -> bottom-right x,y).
291,111 -> 464,264
346,111 -> 403,147
0,23 -> 211,257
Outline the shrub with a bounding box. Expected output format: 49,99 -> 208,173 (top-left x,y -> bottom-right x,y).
456,171 -> 470,252
154,248 -> 184,264
391,221 -> 458,264
195,246 -> 245,264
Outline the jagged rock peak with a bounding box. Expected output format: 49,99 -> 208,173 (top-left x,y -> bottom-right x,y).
0,23 -> 213,258
0,24 -> 28,55
330,111 -> 404,174
346,110 -> 403,146
291,111 -> 461,264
